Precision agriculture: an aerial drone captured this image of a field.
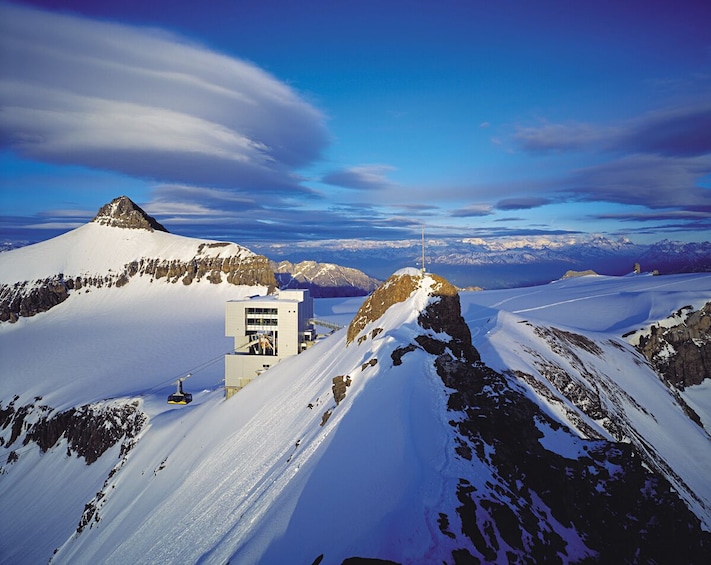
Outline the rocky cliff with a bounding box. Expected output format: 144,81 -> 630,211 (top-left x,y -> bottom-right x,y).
635,302 -> 711,388
0,396 -> 146,467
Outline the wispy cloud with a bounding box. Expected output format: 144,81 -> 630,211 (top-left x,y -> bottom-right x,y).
590,210 -> 711,222
0,3 -> 328,194
512,101 -> 711,157
450,204 -> 494,218
513,121 -> 615,153
495,197 -> 551,210
567,153 -> 711,209
616,102 -> 711,157
321,164 -> 397,190
509,99 -> 711,214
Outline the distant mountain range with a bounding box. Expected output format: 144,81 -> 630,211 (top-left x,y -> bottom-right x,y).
251,235 -> 711,289
4,198 -> 710,290
272,259 -> 380,297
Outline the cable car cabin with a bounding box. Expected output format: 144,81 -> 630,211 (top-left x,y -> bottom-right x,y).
167,391 -> 192,405
167,379 -> 193,405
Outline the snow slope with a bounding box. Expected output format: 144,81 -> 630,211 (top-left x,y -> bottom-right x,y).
1,263 -> 710,562
0,223 -> 254,285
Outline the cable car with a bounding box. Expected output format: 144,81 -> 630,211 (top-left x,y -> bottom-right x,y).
167,375 -> 193,405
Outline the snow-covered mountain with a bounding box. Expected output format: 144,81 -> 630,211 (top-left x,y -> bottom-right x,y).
2,243 -> 711,563
252,235 -> 711,289
0,196 -> 277,323
0,197 -> 376,322
272,259 -> 381,297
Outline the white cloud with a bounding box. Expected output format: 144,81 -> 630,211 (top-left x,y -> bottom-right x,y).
513,121 -> 616,153
0,3 -> 328,193
450,204 -> 494,218
321,164 -> 397,190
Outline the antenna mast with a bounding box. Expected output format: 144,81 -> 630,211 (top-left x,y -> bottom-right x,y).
421,227 -> 426,274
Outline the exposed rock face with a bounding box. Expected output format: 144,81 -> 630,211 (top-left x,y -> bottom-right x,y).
347,271 -> 419,344
1,396 -> 146,466
367,271 -> 710,562
273,260 -> 380,298
1,395 -> 148,541
0,251 -> 276,323
0,276 -> 71,322
636,302 -> 711,388
92,196 -> 168,232
561,269 -> 598,279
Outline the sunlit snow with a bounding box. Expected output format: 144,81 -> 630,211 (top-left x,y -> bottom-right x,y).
1,243 -> 710,564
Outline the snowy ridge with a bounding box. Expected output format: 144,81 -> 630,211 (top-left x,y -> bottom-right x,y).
0,223 -> 254,284
1,271 -> 710,563
51,273 -> 451,564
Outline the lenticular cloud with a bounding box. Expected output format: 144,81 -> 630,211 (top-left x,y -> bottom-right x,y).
0,3 -> 328,193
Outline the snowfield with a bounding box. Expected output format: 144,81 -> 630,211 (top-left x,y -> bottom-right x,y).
0,223 -> 254,285
1,260 -> 710,562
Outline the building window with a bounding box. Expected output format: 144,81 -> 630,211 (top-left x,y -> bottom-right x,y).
246,317 -> 278,326
247,307 -> 278,315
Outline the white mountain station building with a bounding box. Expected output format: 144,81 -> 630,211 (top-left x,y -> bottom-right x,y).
225,289 -> 315,398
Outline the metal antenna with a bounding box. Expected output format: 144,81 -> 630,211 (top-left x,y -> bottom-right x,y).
421,227 -> 426,274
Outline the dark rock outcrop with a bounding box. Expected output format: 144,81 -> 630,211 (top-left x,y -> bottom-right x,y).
0,251 -> 276,323
1,397 -> 146,466
0,276 -> 70,322
637,302 -> 711,388
92,196 -> 168,232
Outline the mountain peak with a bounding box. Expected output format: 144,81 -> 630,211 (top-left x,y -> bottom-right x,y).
91,196 -> 168,232
347,269 -> 422,344
346,268 -> 462,345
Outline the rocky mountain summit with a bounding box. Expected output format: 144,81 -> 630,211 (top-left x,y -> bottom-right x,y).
0,197 -> 380,322
92,195 -> 168,232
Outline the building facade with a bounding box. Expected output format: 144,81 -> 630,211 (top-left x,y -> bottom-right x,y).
225,289 -> 314,398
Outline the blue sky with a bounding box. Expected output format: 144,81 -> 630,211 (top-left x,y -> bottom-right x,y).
1,0 -> 710,245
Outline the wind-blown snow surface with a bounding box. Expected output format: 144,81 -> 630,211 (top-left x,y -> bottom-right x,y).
1,271 -> 710,563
